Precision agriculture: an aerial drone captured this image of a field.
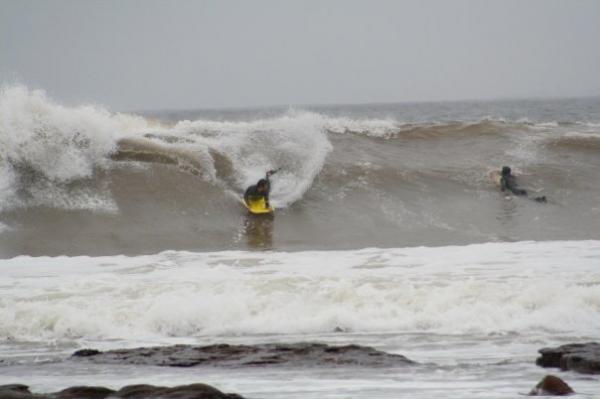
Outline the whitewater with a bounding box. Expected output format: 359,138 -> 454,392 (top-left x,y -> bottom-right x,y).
1,86 -> 600,397
1,241 -> 599,398
2,240 -> 600,342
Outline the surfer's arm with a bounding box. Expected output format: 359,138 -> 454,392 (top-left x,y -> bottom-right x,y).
266,169 -> 280,180
264,169 -> 277,207
265,174 -> 272,199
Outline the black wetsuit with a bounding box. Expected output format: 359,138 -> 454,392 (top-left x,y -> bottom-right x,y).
501,174 -> 527,196
244,180 -> 270,207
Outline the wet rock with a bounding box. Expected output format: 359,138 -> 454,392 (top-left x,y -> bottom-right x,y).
0,384 -> 36,399
110,383 -> 241,399
111,384 -> 159,398
529,375 -> 574,396
536,342 -> 600,374
72,348 -> 102,357
72,342 -> 415,368
0,383 -> 243,399
52,386 -> 115,399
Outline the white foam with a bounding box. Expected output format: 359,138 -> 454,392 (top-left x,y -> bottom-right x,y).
322,116 -> 399,137
0,160 -> 17,209
0,241 -> 598,345
563,131 -> 600,139
164,110 -> 333,207
130,111 -> 332,207
0,85 -> 150,212
159,111 -> 407,204
533,121 -> 560,128
577,121 -> 600,128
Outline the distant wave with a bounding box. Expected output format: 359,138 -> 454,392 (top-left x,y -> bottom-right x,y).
546,132 -> 600,151
325,119 -> 516,139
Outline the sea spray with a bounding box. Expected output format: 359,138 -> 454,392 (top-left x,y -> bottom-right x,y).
0,85 -> 148,211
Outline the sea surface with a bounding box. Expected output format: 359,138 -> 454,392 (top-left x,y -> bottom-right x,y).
0,86 -> 599,397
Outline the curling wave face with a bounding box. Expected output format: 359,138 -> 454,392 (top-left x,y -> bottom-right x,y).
0,86 -> 331,212
1,86 -> 600,256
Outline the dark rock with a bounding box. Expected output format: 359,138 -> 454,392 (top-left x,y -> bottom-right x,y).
53,386 -> 115,399
112,383 -> 239,399
0,383 -> 243,399
0,384 -> 35,399
0,385 -> 31,393
71,342 -> 415,369
529,375 -> 575,396
536,342 -> 600,374
111,384 -> 159,398
72,349 -> 102,357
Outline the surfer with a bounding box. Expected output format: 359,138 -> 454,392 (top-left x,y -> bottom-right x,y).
244,170 -> 278,208
500,166 -> 527,196
497,166 -> 547,203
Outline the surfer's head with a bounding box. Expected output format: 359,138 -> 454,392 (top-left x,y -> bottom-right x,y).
501,166 -> 511,176
257,179 -> 268,193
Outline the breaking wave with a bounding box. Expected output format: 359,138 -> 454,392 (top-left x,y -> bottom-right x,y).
1,86 -> 599,256
546,132 -> 600,151
0,86 -> 333,211
0,86 -> 149,211
0,241 -> 599,343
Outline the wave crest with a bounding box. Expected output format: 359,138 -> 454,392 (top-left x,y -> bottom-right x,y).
0,85 -> 148,211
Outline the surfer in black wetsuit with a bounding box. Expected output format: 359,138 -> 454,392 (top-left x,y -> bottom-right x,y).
500,166 -> 526,196
500,166 -> 547,203
244,170 -> 278,207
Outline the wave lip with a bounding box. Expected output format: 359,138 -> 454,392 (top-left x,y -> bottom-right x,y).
546,131 -> 600,151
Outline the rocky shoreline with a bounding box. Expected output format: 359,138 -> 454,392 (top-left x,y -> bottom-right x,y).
0,383 -> 243,399
0,343 -> 414,398
0,375 -> 579,398
1,342 -> 595,397
72,342 -> 416,368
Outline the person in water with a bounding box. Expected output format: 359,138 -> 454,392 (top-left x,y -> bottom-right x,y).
500,166 -> 527,196
244,170 -> 278,208
500,166 -> 547,203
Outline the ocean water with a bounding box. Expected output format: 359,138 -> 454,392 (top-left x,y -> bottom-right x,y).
1,242 -> 599,397
1,86 -> 600,255
0,86 -> 599,397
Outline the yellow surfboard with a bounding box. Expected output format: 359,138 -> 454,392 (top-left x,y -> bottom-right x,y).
242,197 -> 274,214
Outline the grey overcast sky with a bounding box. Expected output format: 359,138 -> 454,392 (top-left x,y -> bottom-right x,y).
1,0 -> 599,110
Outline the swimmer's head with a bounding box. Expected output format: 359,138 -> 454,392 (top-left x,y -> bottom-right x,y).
502,166 -> 511,176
